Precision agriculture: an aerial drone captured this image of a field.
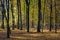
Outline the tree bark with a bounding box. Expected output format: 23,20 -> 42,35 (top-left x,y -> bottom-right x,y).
1,0 -> 5,29
49,0 -> 53,31
37,0 -> 42,32
32,0 -> 34,28
25,0 -> 30,32
17,0 -> 22,30
54,0 -> 57,33
6,0 -> 10,38
11,0 -> 15,30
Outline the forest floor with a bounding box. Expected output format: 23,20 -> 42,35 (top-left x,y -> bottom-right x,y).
0,28 -> 60,40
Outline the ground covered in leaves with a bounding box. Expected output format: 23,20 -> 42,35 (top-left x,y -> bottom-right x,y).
0,28 -> 60,40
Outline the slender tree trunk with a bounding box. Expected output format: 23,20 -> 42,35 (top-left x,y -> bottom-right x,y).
32,0 -> 34,28
37,0 -> 42,32
17,0 -> 22,30
20,0 -> 22,30
25,0 -> 30,32
11,0 -> 15,30
54,0 -> 57,33
17,0 -> 20,29
49,0 -> 53,31
42,0 -> 46,33
17,1 -> 19,29
6,0 -> 10,38
24,1 -> 26,28
1,0 -> 5,29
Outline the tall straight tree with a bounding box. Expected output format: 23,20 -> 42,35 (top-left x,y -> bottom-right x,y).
37,0 -> 42,32
17,0 -> 22,30
42,0 -> 46,32
17,0 -> 19,29
1,0 -> 5,29
49,0 -> 53,31
10,0 -> 15,30
54,0 -> 57,33
24,0 -> 26,27
6,0 -> 10,38
32,0 -> 34,28
25,0 -> 30,32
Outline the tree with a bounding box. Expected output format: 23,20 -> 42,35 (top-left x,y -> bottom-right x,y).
42,0 -> 46,33
17,0 -> 22,30
54,0 -> 57,33
6,0 -> 11,38
37,0 -> 42,32
49,0 -> 53,31
10,0 -> 15,30
32,0 -> 34,28
23,0 -> 26,28
19,0 -> 22,30
25,0 -> 30,32
17,0 -> 19,29
1,0 -> 5,29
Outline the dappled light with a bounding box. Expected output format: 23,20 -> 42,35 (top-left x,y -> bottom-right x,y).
0,0 -> 60,40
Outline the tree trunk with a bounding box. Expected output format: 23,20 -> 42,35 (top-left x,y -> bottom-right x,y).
11,0 -> 15,30
49,0 -> 53,31
25,0 -> 30,32
54,0 -> 57,33
20,0 -> 22,30
17,0 -> 22,30
32,0 -> 34,28
1,0 -> 5,29
37,0 -> 42,32
42,0 -> 46,33
6,0 -> 10,38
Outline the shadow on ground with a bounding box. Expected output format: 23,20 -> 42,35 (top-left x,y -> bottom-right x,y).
0,29 -> 60,40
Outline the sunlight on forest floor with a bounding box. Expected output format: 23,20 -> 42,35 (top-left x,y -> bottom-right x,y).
0,28 -> 60,40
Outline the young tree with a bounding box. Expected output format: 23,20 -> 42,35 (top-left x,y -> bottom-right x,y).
6,0 -> 11,38
25,0 -> 30,32
37,0 -> 42,32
